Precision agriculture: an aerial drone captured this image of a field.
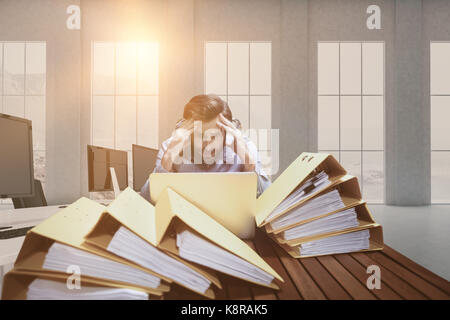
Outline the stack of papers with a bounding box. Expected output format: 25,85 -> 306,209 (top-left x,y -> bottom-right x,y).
265,171 -> 331,222
281,207 -> 359,240
270,189 -> 345,230
26,278 -> 148,300
107,226 -> 212,294
43,242 -> 161,289
177,230 -> 275,286
298,229 -> 370,257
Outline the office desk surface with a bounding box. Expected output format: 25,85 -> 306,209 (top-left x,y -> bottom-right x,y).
0,205 -> 63,266
164,230 -> 450,300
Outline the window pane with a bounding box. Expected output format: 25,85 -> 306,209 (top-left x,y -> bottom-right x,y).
363,151 -> 384,202
115,96 -> 136,150
26,42 -> 46,95
3,96 -> 24,117
25,96 -> 46,150
250,42 -> 271,95
228,43 -> 249,95
431,151 -> 450,202
318,96 -> 339,150
34,150 -> 46,185
340,96 -> 361,150
363,96 -> 384,150
431,96 -> 450,150
4,43 -> 25,95
431,42 -> 450,95
362,42 -> 383,95
250,96 -> 271,150
116,42 -> 137,95
341,151 -> 362,183
137,42 -> 158,95
228,95 -> 249,130
340,42 -> 361,95
92,96 -> 114,148
137,96 -> 159,149
318,42 -> 339,95
205,42 -> 227,95
250,96 -> 271,129
93,42 -> 115,95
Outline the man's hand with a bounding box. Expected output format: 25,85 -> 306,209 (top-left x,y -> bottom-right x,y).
161,119 -> 194,171
216,114 -> 255,171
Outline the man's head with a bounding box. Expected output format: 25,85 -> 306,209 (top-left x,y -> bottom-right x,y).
183,94 -> 232,124
179,94 -> 232,163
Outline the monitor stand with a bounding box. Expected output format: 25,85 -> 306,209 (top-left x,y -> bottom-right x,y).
110,167 -> 121,199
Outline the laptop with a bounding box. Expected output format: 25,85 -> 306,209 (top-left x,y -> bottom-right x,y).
149,172 -> 257,239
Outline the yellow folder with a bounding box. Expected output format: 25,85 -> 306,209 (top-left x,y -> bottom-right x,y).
84,187 -> 221,299
274,225 -> 384,259
85,187 -> 283,294
1,269 -> 157,300
255,152 -> 347,227
265,175 -> 364,234
273,202 -> 379,245
12,198 -> 169,296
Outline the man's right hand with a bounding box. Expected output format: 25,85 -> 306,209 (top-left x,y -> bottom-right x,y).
161,119 -> 194,171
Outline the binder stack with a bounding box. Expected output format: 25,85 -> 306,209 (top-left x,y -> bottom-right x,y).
254,152 -> 384,258
2,188 -> 283,300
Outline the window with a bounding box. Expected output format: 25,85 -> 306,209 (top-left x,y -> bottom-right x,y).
430,42 -> 450,203
317,42 -> 384,203
91,42 -> 159,197
0,42 -> 46,205
204,42 -> 274,174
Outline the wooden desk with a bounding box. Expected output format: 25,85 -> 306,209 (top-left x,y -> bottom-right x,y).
165,231 -> 450,300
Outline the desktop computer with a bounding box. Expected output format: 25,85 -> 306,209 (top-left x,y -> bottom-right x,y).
132,144 -> 158,192
87,145 -> 129,193
0,113 -> 47,239
0,114 -> 35,200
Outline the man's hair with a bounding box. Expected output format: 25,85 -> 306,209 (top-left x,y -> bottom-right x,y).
183,94 -> 233,122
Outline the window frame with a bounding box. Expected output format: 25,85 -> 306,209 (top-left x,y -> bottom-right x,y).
317,41 -> 386,204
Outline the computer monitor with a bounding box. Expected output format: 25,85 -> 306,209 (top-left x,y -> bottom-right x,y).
0,113 -> 35,199
87,145 -> 128,192
132,144 -> 158,191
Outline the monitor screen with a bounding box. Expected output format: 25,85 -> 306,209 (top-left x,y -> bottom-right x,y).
0,114 -> 34,198
87,145 -> 128,192
132,144 -> 158,191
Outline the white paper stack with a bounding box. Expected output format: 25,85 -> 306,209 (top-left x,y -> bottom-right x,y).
176,230 -> 275,286
107,226 -> 211,294
42,242 -> 161,289
26,278 -> 149,300
269,189 -> 345,230
298,229 -> 370,257
281,207 -> 359,240
265,171 -> 331,222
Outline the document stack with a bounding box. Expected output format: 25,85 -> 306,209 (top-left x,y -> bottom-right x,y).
255,152 -> 384,258
83,187 -> 283,296
2,187 -> 283,300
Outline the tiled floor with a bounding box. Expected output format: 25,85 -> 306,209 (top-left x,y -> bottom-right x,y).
369,204 -> 450,281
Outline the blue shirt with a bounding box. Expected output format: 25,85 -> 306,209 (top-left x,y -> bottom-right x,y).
140,135 -> 271,201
